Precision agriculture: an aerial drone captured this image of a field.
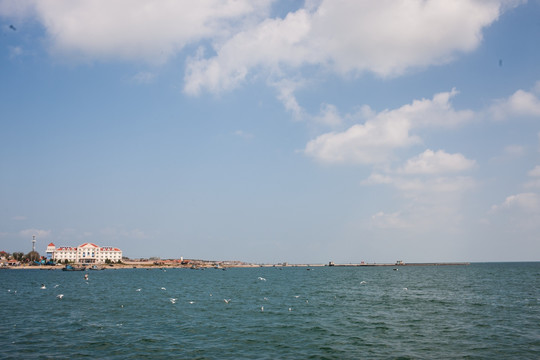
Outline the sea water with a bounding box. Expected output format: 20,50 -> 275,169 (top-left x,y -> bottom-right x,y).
0,263 -> 539,359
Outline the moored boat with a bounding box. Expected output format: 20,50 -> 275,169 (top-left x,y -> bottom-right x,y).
62,264 -> 86,271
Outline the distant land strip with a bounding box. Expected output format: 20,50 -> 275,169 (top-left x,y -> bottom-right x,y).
329,262 -> 470,267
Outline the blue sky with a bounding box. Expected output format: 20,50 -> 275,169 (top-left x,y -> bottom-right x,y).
1,0 -> 540,263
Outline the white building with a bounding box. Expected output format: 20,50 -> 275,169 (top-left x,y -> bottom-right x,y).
47,242 -> 123,264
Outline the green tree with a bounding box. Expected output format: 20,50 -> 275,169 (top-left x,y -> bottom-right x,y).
25,251 -> 40,262
12,252 -> 24,261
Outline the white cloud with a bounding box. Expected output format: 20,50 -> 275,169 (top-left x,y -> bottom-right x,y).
0,0 -> 272,64
313,104 -> 343,127
183,0 -> 509,94
185,9 -> 312,95
304,90 -> 472,164
272,79 -> 306,120
490,193 -> 540,213
489,89 -> 540,120
399,149 -> 475,175
19,228 -> 51,238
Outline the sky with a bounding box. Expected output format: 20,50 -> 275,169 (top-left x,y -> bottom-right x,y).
1,0 -> 540,264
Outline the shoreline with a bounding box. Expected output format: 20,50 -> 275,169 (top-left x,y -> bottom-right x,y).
2,261 -> 471,270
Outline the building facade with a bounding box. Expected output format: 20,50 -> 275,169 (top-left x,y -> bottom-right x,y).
46,242 -> 123,264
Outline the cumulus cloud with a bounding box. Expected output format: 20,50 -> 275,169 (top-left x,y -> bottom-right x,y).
272,79 -> 306,120
489,89 -> 540,120
364,148 -> 476,230
304,89 -> 472,164
0,0 -> 272,64
490,193 -> 540,213
184,0 -> 509,94
399,149 -> 476,175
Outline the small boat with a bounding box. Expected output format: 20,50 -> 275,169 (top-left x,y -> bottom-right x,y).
62,264 -> 86,271
90,265 -> 105,270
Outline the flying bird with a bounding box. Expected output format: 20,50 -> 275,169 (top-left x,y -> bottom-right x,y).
56,294 -> 64,299
9,24 -> 16,31
224,299 -> 231,304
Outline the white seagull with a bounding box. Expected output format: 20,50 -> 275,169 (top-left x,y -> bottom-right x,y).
224,299 -> 231,304
170,298 -> 177,304
56,294 -> 64,299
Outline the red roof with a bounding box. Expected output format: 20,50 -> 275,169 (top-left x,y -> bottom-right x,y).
48,243 -> 55,246
100,247 -> 121,252
79,243 -> 99,248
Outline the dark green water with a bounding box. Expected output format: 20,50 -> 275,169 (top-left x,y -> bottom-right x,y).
1,263 -> 539,359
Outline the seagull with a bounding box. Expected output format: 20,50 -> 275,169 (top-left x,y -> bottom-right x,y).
161,287 -> 166,290
258,277 -> 266,281
40,284 -> 46,289
263,297 -> 268,301
54,284 -> 60,288
9,24 -> 16,31
136,288 -> 141,292
260,306 -> 264,312
56,294 -> 64,299
288,307 -> 292,311
170,298 -> 177,304
294,295 -> 300,298
224,299 -> 231,304
403,287 -> 408,291
188,301 -> 195,304
360,281 -> 367,284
